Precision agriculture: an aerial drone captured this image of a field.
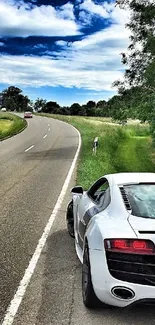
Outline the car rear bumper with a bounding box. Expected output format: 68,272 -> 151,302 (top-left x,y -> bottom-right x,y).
89,249 -> 155,307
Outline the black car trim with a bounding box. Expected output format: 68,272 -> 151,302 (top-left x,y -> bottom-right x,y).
106,251 -> 155,286
139,231 -> 155,234
79,221 -> 86,241
78,232 -> 84,249
78,206 -> 100,248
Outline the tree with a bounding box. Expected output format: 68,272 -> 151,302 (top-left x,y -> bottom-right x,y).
17,94 -> 30,112
44,101 -> 60,114
86,101 -> 96,108
85,101 -> 96,116
28,100 -> 34,111
2,86 -> 30,112
97,100 -> 107,108
34,98 -> 46,112
96,100 -> 108,117
107,95 -> 124,120
70,103 -> 81,115
113,0 -> 155,140
115,0 -> 155,90
2,86 -> 22,99
69,103 -> 86,116
3,97 -> 17,111
61,106 -> 70,115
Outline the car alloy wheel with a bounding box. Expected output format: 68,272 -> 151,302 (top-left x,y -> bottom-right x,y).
82,242 -> 100,308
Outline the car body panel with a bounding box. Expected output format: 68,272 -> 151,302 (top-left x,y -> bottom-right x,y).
129,215 -> 155,232
71,172 -> 155,307
128,215 -> 155,244
86,215 -> 137,249
105,172 -> 155,186
89,249 -> 155,307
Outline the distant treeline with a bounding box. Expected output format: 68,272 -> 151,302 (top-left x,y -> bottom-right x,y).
1,85 -> 154,124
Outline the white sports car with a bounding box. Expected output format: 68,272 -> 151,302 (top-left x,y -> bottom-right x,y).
66,173 -> 155,308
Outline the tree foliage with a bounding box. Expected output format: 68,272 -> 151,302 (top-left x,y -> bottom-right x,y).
2,86 -> 30,112
113,0 -> 155,140
44,101 -> 60,114
34,98 -> 46,112
70,103 -> 82,115
116,0 -> 155,90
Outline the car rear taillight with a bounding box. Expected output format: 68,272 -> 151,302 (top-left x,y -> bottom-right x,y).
104,239 -> 154,254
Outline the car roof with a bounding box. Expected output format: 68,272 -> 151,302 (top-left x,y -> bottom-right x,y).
105,173 -> 155,186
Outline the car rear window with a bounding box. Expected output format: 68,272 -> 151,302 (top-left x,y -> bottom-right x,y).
124,184 -> 155,219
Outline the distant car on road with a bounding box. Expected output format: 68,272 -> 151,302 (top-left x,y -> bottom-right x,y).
24,111 -> 33,118
66,172 -> 155,308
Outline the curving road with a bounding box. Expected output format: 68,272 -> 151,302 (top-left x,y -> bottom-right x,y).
0,114 -> 79,323
1,115 -> 155,325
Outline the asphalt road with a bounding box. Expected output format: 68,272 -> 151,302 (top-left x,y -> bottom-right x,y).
0,114 -> 79,323
1,115 -> 155,325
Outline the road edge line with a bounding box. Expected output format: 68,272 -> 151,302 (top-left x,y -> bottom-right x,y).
1,125 -> 81,325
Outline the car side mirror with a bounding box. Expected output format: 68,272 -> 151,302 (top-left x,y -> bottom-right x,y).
71,186 -> 83,194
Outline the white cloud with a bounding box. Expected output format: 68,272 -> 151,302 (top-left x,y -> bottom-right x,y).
33,44 -> 47,49
55,40 -> 68,47
57,3 -> 75,21
80,0 -> 109,18
0,0 -> 79,37
0,21 -> 128,91
0,54 -> 124,91
0,1 -> 130,93
73,24 -> 130,50
79,0 -> 130,25
0,42 -> 5,47
78,10 -> 92,25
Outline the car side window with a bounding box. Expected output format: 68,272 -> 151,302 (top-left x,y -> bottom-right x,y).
99,188 -> 111,209
87,178 -> 110,208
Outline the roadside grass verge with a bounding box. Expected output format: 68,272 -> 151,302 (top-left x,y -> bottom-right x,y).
0,112 -> 27,140
36,113 -> 154,189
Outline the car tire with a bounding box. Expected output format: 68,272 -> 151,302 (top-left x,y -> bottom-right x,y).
82,243 -> 101,308
66,200 -> 74,238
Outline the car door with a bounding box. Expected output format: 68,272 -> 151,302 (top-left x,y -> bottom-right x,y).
76,177 -> 110,249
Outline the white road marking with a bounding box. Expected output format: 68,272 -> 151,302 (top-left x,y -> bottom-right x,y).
43,134 -> 47,139
48,124 -> 50,127
48,128 -> 50,131
1,126 -> 81,325
24,145 -> 34,152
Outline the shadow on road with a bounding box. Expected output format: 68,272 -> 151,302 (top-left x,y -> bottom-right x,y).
24,146 -> 77,161
36,228 -> 80,325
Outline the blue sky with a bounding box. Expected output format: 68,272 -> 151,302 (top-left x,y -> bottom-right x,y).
0,0 -> 130,106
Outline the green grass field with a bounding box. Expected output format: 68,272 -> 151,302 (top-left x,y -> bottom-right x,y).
0,112 -> 27,140
36,113 -> 155,189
